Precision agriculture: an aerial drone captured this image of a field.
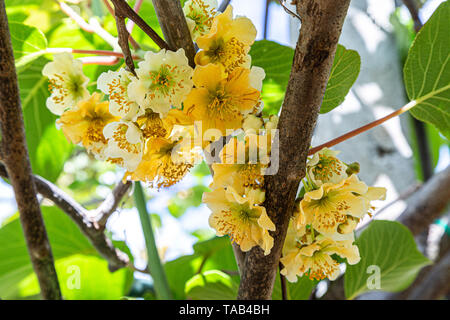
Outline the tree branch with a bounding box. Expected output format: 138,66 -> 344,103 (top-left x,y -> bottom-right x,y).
0,0 -> 62,300
237,0 -> 351,300
0,164 -> 131,272
95,180 -> 132,228
58,1 -> 120,51
151,0 -> 196,67
398,166 -> 450,236
111,0 -> 170,51
218,0 -> 231,13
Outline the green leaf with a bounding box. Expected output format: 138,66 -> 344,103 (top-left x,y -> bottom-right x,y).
0,206 -> 132,299
320,45 -> 361,113
344,220 -> 431,300
250,41 -> 360,115
0,206 -> 95,298
9,22 -> 47,68
185,270 -> 238,300
404,1 -> 450,140
164,236 -> 237,299
18,254 -> 133,300
250,40 -> 294,114
35,125 -> 73,182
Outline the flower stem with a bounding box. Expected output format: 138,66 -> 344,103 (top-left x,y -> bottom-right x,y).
308,100 -> 417,155
133,181 -> 172,300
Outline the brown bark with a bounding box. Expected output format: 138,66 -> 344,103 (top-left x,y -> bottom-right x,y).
0,0 -> 61,300
151,0 -> 196,67
397,166 -> 450,236
237,0 -> 351,299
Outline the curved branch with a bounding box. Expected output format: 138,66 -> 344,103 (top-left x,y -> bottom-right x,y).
0,164 -> 131,272
111,0 -> 170,51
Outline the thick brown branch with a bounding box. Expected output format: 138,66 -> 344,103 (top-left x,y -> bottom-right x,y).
0,1 -> 62,300
406,250 -> 450,299
237,0 -> 351,300
151,0 -> 196,67
0,165 -> 130,272
111,0 -> 170,51
398,166 -> 450,236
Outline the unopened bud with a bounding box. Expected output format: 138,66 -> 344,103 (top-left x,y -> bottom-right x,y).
346,162 -> 360,175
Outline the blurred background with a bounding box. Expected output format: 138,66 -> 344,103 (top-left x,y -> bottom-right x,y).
0,0 -> 448,299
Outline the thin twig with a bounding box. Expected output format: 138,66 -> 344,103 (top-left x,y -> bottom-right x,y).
102,0 -> 140,49
277,0 -> 301,21
114,11 -> 136,75
218,0 -> 231,13
279,262 -> 288,300
402,0 -> 423,32
111,0 -> 170,50
58,1 -> 119,51
95,180 -> 132,228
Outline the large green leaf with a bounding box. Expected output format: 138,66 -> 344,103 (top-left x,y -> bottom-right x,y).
250,40 -> 360,115
9,22 -> 47,68
344,220 -> 431,300
250,40 -> 294,114
0,206 -> 132,299
164,236 -> 237,300
320,45 -> 360,113
185,270 -> 238,300
404,1 -> 450,139
18,254 -> 133,300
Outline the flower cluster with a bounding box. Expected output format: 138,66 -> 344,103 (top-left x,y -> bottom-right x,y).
280,148 -> 386,282
41,1 -> 386,270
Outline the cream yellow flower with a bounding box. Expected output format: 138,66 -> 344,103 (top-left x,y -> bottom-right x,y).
127,128 -> 199,188
43,52 -> 89,115
103,121 -> 144,171
280,222 -> 360,282
210,135 -> 268,193
183,0 -> 218,41
307,148 -> 348,187
127,49 -> 194,117
184,64 -> 260,138
195,5 -> 256,73
298,174 -> 386,236
136,108 -> 193,140
97,68 -> 140,120
203,186 -> 275,255
57,93 -> 119,157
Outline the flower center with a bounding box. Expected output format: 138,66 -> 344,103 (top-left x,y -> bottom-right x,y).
208,89 -> 239,120
312,155 -> 344,181
149,64 -> 177,96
